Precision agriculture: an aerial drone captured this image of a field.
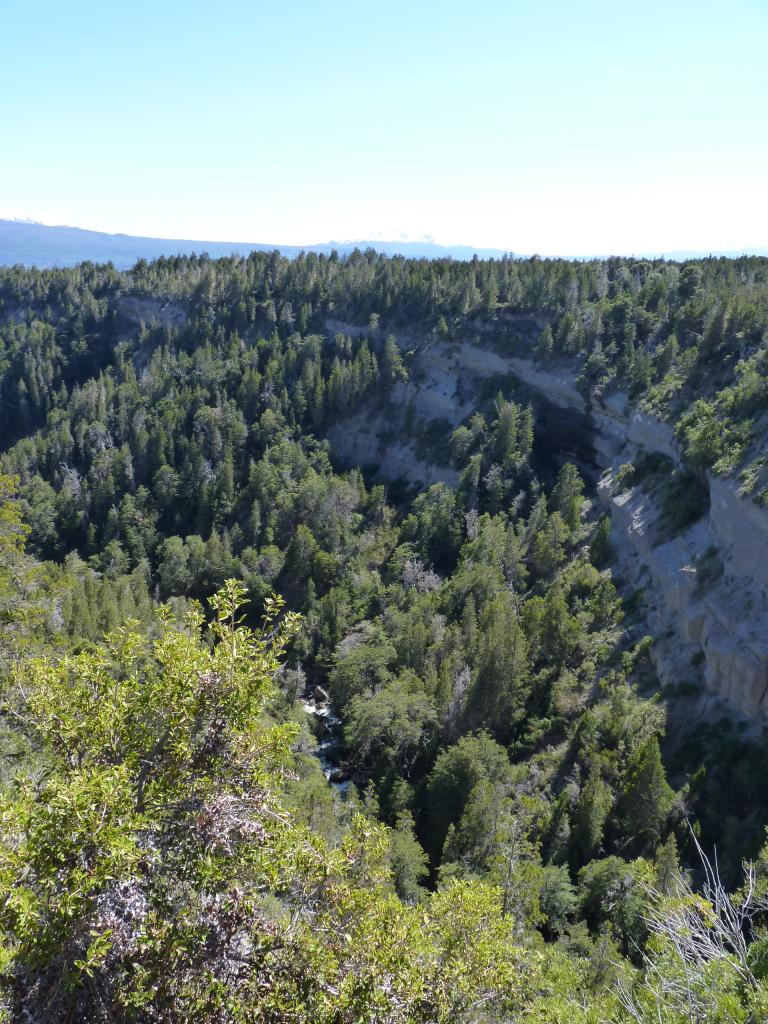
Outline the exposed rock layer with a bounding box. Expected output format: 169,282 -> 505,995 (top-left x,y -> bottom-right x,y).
486,354 -> 768,722
325,324 -> 768,721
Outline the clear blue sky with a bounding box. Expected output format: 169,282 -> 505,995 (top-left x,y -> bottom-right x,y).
2,0 -> 767,254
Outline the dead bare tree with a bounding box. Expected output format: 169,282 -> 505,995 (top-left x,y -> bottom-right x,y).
617,829 -> 768,1023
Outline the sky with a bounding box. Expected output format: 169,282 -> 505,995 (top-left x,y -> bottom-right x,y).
1,0 -> 767,255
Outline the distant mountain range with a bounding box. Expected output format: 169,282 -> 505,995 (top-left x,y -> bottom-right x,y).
0,219 -> 766,269
0,220 -> 508,269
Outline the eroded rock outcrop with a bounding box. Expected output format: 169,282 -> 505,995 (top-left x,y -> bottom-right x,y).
599,470 -> 768,721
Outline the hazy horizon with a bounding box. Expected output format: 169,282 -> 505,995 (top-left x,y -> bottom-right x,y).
2,214 -> 768,263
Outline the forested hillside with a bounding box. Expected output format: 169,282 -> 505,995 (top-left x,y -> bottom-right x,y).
2,251 -> 768,1022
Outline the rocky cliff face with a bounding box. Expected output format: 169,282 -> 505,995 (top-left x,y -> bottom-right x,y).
325,324 -> 768,722
326,333 -> 595,489
499,354 -> 768,723
326,337 -> 498,489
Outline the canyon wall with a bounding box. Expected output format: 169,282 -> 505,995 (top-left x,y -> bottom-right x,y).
503,355 -> 768,722
325,325 -> 768,722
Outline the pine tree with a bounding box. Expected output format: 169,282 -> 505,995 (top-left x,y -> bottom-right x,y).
389,812 -> 429,903
552,463 -> 584,533
654,833 -> 683,895
571,768 -> 612,864
535,324 -> 554,360
382,335 -> 407,386
620,736 -> 675,856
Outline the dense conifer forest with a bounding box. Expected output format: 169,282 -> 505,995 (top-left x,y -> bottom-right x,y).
2,250 -> 768,1021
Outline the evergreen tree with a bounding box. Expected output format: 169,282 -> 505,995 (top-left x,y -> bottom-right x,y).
620,736 -> 675,856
